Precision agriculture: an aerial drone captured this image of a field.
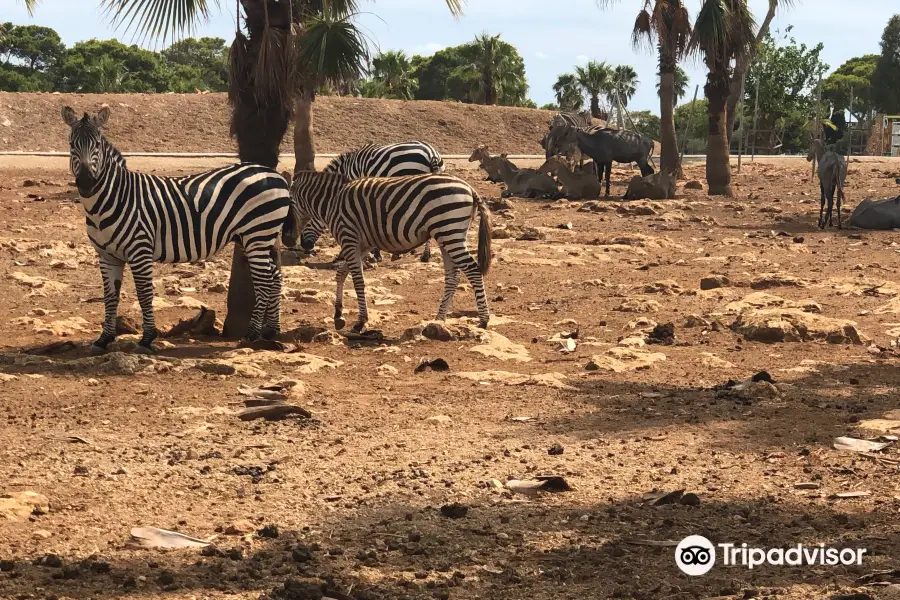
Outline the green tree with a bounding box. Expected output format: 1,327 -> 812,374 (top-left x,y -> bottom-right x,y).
540,102 -> 559,111
608,64 -> 639,128
618,0 -> 692,175
574,60 -> 612,118
161,37 -> 229,91
744,29 -> 828,153
0,23 -> 64,73
630,109 -> 660,140
689,0 -> 756,196
55,39 -> 172,92
552,72 -> 584,111
88,56 -> 130,93
462,32 -> 528,106
873,15 -> 900,114
823,55 -> 877,122
371,50 -> 417,99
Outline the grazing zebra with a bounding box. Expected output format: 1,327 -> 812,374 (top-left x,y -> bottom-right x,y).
549,110 -> 593,130
291,171 -> 492,332
61,106 -> 295,352
300,141 -> 444,262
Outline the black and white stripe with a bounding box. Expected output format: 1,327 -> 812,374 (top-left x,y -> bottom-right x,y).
62,106 -> 294,352
291,172 -> 493,332
301,141 -> 444,261
549,110 -> 593,130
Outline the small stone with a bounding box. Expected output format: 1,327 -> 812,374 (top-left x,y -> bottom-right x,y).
426,415 -> 453,426
684,180 -> 703,190
291,546 -> 313,563
548,443 -> 564,456
440,503 -> 469,519
422,322 -> 454,342
73,465 -> 89,475
257,524 -> 279,538
700,275 -> 730,291
679,493 -> 701,506
225,520 -> 255,535
32,529 -> 52,540
115,315 -> 140,335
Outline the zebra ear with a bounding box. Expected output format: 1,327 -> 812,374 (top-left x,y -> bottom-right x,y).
93,106 -> 110,128
61,106 -> 77,126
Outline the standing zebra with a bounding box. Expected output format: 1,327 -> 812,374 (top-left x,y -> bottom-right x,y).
549,110 -> 593,130
291,172 -> 492,331
62,106 -> 294,352
299,141 -> 444,262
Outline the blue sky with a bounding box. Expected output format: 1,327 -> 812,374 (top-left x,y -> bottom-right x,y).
7,0 -> 896,111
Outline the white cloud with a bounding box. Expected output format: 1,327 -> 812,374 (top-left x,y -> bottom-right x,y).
413,42 -> 445,56
575,54 -> 590,64
535,51 -> 549,60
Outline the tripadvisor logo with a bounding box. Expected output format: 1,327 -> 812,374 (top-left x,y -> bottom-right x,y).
675,536 -> 867,576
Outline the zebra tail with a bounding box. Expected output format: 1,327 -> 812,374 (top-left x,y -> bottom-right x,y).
282,197 -> 304,249
475,191 -> 492,276
430,154 -> 445,173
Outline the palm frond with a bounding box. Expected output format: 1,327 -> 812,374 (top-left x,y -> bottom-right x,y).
100,0 -> 215,43
443,0 -> 465,18
632,9 -> 654,51
688,0 -> 728,58
20,0 -> 40,16
296,8 -> 370,96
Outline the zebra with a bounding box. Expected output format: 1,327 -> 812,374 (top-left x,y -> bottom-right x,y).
541,121 -> 606,168
290,171 -> 492,332
299,141 -> 444,262
61,106 -> 295,353
549,110 -> 593,130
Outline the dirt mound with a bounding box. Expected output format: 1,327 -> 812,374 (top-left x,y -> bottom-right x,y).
0,92 -> 554,155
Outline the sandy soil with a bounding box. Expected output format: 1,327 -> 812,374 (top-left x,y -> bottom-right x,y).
2,157 -> 900,600
0,93 -> 559,155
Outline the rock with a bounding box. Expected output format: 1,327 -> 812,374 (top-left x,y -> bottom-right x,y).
641,280 -> 683,295
291,289 -> 335,304
683,314 -> 710,328
454,370 -> 571,389
225,519 -> 255,535
422,322 -> 454,342
585,347 -> 666,373
115,315 -> 140,335
440,503 -> 469,519
22,179 -> 39,187
208,282 -> 227,293
469,331 -> 531,362
623,171 -> 676,200
750,273 -> 809,290
376,364 -> 398,377
684,180 -> 703,190
491,228 -> 512,239
700,275 -> 730,290
647,323 -> 675,345
679,492 -> 701,506
516,227 -> 545,241
699,352 -> 734,369
614,297 -> 661,313
32,529 -> 52,540
548,443 -> 564,456
723,292 -> 788,314
617,203 -> 657,216
733,309 -> 866,344
0,491 -> 50,521
426,415 -> 453,426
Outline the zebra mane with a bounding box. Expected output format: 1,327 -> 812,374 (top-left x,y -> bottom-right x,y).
324,144 -> 377,173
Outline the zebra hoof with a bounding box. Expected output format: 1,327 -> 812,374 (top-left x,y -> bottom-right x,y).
334,317 -> 346,330
261,327 -> 279,341
90,343 -> 109,356
478,320 -> 489,329
351,322 -> 365,333
420,254 -> 430,263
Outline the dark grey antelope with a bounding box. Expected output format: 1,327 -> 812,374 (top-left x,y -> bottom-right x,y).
807,139 -> 847,229
62,106 -> 295,352
291,172 -> 493,332
545,124 -> 654,197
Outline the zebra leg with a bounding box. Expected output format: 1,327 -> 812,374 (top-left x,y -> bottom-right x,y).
441,236 -> 491,328
131,255 -> 159,352
92,254 -> 125,354
435,244 -> 460,321
333,248 -> 352,330
261,253 -> 282,340
349,252 -> 369,333
243,246 -> 275,342
420,240 -> 432,263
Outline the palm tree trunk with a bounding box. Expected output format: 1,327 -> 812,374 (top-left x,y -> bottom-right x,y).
726,1 -> 777,144
590,96 -> 601,119
705,69 -> 733,197
293,92 -> 316,173
658,62 -> 679,175
484,70 -> 495,105
222,0 -> 292,340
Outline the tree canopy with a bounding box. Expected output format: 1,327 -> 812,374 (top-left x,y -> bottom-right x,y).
823,54 -> 877,122
873,15 -> 900,114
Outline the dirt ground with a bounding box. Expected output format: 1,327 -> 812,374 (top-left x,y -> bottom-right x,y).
3,155 -> 900,600
0,92 -> 557,155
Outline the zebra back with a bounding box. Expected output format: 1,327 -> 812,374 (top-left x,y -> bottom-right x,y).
323,141 -> 444,179
550,110 -> 593,130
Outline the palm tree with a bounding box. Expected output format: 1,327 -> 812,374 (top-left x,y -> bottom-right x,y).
90,56 -> 130,92
608,64 -> 639,128
627,0 -> 692,176
574,60 -> 612,119
469,32 -> 503,105
371,49 -> 417,99
725,0 -> 795,143
657,65 -> 689,106
689,0 -> 756,196
552,73 -> 584,111
29,0 -> 462,338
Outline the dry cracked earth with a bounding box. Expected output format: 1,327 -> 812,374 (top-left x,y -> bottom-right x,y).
2,158 -> 900,600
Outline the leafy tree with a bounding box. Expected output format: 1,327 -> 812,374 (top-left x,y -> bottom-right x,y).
630,109 -> 660,140
521,99 -> 538,109
689,0 -> 756,196
88,56 -> 130,92
55,39 -> 172,92
574,60 -> 612,118
674,97 -> 708,153
161,37 -> 228,91
873,15 -> 900,114
370,50 -> 417,99
540,102 -> 559,111
823,55 -> 877,122
552,73 -> 584,111
0,23 -> 64,73
744,29 -> 828,153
